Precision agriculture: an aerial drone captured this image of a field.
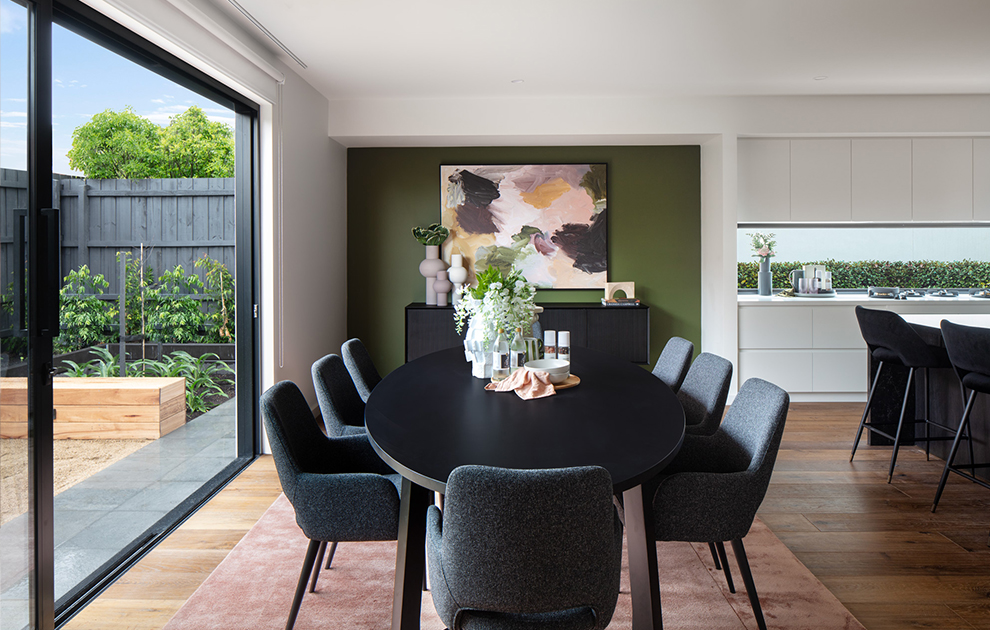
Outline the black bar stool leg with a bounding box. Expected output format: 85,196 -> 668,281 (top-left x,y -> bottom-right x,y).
851,361 -> 884,462
888,368 -> 915,483
924,368 -> 931,461
715,541 -> 734,593
932,390 -> 977,512
731,539 -> 767,630
309,540 -> 327,593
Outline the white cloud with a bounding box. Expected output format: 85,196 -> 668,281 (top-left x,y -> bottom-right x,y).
4,98 -> 27,103
151,99 -> 165,104
0,121 -> 27,129
0,111 -> 27,118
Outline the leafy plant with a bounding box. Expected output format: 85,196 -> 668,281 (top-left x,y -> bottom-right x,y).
60,359 -> 95,377
195,254 -> 235,342
169,351 -> 234,413
146,265 -> 206,343
57,266 -> 117,354
747,232 -> 777,262
67,105 -> 233,179
453,266 -> 536,346
738,259 -> 990,290
412,223 -> 450,246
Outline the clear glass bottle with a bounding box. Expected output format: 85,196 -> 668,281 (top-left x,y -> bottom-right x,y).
509,327 -> 526,373
491,328 -> 510,382
557,330 -> 570,363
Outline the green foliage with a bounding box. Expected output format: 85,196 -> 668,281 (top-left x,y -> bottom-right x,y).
67,107 -> 162,179
411,223 -> 449,246
68,106 -> 234,179
738,259 -> 990,290
64,348 -> 234,415
145,265 -> 206,343
159,107 -> 234,178
57,266 -> 117,354
118,251 -> 155,336
195,254 -> 235,342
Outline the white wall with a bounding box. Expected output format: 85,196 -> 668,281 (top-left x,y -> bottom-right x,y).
270,66 -> 348,403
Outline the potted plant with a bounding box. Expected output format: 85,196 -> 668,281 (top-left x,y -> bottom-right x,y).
747,232 -> 776,295
413,223 -> 451,305
453,266 -> 537,378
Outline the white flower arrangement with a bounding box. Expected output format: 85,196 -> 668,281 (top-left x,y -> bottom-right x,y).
454,266 -> 537,347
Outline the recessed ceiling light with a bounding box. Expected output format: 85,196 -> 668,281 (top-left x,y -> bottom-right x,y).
813,76 -> 828,81
511,79 -> 525,84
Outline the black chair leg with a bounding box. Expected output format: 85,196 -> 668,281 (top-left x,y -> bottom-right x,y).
287,539 -> 321,630
325,541 -> 338,569
933,390 -> 977,512
851,361 -> 883,461
715,541 -> 735,593
924,368 -> 932,460
731,538 -> 767,630
708,542 -> 721,569
309,541 -> 327,593
888,367 -> 915,483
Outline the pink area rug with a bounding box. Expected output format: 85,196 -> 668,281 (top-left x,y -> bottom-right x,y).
164,495 -> 864,630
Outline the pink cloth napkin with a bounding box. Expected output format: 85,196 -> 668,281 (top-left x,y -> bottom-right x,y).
484,368 -> 556,399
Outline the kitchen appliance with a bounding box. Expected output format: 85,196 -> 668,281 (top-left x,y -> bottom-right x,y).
971,289 -> 990,299
868,287 -> 899,299
927,288 -> 959,298
899,289 -> 926,298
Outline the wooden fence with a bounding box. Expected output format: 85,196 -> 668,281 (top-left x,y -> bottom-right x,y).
0,169 -> 236,296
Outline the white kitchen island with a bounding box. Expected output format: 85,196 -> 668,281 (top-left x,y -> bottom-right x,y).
738,293 -> 990,401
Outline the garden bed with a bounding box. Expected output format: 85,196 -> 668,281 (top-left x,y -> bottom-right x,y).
0,377 -> 186,439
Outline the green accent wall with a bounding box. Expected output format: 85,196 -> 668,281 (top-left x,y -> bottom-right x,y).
347,146 -> 701,374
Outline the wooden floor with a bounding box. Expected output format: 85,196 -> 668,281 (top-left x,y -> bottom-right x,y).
63,403 -> 990,630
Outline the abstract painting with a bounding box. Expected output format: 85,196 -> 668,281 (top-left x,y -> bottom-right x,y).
440,164 -> 607,289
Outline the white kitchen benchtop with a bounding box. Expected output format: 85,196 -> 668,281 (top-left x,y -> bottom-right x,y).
738,292 -> 990,306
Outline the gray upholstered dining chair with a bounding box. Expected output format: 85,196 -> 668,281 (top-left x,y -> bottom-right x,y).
312,353 -> 368,437
679,352 -> 733,437
260,380 -> 400,630
427,465 -> 623,630
651,377 -> 790,630
342,338 -> 382,403
652,336 -> 694,393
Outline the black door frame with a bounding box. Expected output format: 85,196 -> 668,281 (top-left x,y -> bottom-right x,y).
18,1 -> 264,626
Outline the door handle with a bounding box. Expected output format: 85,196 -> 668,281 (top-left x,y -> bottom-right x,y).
40,207 -> 60,335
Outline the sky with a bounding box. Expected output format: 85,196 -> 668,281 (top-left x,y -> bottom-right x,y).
1,0 -> 235,175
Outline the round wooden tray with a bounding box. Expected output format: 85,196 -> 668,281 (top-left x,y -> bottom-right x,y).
554,374 -> 580,390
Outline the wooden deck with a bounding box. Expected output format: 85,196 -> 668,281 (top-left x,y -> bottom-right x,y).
63,403 -> 990,630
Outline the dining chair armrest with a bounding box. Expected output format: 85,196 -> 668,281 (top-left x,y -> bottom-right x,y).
292,471 -> 400,541
426,505 -> 458,626
313,434 -> 395,476
653,470 -> 762,542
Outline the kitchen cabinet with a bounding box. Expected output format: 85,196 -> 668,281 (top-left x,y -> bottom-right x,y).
737,139 -> 789,222
738,137 -> 982,223
790,139 -> 851,221
405,303 -> 650,364
975,138 -> 990,221
851,138 -> 912,222
912,138 -> 973,221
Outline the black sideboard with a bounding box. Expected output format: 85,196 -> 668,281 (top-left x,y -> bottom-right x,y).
405,302 -> 650,364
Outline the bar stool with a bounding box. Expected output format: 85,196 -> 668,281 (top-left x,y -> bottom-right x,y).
931,320 -> 990,512
850,306 -> 957,482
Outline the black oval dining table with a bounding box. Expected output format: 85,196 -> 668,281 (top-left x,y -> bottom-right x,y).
366,345 -> 685,630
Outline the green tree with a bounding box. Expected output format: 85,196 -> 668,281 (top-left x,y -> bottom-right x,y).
160,106 -> 234,178
67,107 -> 162,179
67,106 -> 234,179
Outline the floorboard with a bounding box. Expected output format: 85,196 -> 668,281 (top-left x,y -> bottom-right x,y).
63,402 -> 990,629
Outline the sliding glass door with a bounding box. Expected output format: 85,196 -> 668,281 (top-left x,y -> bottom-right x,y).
2,1 -> 260,627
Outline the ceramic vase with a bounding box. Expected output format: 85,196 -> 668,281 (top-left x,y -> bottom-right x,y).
463,316 -> 493,379
758,257 -> 772,296
419,245 -> 447,305
433,270 -> 452,307
447,254 -> 469,305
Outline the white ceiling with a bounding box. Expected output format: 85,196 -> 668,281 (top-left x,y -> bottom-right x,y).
210,0 -> 990,102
